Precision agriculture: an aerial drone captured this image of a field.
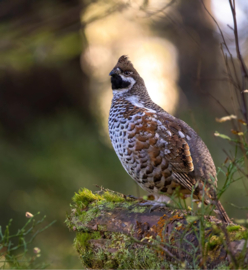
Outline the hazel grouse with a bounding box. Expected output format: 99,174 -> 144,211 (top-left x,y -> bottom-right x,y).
108,55 -> 231,224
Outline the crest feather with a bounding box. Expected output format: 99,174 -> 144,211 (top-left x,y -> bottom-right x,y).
117,55 -> 135,69
118,55 -> 129,63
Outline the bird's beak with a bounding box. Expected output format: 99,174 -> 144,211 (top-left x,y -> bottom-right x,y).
109,68 -> 120,76
109,69 -> 115,76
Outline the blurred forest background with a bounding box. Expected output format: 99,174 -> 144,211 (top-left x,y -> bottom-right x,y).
0,0 -> 248,268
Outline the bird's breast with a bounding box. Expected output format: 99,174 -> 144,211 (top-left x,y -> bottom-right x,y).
108,103 -> 175,193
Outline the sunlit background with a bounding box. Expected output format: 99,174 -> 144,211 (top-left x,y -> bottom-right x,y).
0,0 -> 248,268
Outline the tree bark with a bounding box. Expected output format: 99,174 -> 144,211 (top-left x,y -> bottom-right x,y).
66,188 -> 248,269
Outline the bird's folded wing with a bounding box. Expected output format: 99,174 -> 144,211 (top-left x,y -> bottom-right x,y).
156,113 -> 194,174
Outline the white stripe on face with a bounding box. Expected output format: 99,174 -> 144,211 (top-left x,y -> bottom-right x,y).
112,75 -> 136,96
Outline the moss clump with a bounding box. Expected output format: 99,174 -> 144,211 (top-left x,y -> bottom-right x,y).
68,188 -> 141,231
76,231 -> 170,269
77,205 -> 100,226
227,225 -> 242,232
72,188 -> 102,207
128,204 -> 147,213
232,230 -> 248,241
208,235 -> 222,249
75,232 -> 94,250
72,188 -> 128,209
102,191 -> 126,203
227,225 -> 248,242
74,231 -> 102,268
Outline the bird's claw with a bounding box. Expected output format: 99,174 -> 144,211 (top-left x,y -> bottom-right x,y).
127,195 -> 139,200
138,201 -> 167,212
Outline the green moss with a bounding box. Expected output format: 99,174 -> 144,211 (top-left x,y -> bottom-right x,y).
93,232 -> 170,269
227,225 -> 242,232
233,230 -> 248,241
128,205 -> 147,213
102,191 -> 126,202
75,232 -> 93,250
97,200 -> 116,210
72,188 -> 131,210
78,206 -> 100,224
97,225 -> 107,231
72,188 -> 102,207
214,262 -> 230,269
208,235 -> 222,249
73,228 -> 172,269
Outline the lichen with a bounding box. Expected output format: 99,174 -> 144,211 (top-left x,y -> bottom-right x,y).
77,206 -> 100,225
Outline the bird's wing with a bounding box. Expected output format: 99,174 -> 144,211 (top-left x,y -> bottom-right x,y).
151,112 -> 197,192
155,113 -> 194,174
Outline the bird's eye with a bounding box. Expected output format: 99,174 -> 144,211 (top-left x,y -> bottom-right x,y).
124,71 -> 132,76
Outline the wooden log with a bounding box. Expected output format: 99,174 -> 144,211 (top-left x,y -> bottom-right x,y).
65,188 -> 248,269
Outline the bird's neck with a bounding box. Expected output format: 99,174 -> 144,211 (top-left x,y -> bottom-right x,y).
112,84 -> 164,113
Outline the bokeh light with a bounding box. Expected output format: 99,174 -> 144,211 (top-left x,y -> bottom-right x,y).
82,1 -> 179,140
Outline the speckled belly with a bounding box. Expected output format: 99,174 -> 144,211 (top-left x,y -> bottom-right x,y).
108,105 -> 181,195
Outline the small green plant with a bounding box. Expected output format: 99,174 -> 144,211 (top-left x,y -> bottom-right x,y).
0,212 -> 55,269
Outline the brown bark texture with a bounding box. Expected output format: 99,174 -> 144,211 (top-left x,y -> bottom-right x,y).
66,188 -> 248,269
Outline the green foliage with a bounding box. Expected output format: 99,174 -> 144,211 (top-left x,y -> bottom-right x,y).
0,21 -> 81,71
0,213 -> 55,269
214,132 -> 232,141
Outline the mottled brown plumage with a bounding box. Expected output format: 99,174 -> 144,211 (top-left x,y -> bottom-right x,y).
108,55 -> 231,223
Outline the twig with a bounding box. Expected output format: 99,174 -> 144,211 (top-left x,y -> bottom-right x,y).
139,0 -> 176,18
223,149 -> 248,178
130,236 -> 180,263
208,93 -> 238,131
228,203 -> 248,210
228,0 -> 248,79
228,0 -> 248,123
200,0 -> 244,112
217,221 -> 239,268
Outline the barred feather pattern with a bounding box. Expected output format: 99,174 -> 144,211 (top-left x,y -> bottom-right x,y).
108,55 -> 231,223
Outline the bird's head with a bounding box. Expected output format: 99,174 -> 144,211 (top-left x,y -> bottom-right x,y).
109,55 -> 145,95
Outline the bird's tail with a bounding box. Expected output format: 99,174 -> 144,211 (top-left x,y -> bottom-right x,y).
216,200 -> 231,224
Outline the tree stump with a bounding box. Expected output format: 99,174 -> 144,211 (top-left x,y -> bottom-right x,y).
65,188 -> 248,269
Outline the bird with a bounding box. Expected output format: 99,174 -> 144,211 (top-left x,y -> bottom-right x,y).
108,55 -> 231,224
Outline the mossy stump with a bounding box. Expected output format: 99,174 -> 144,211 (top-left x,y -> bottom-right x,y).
66,188 -> 248,269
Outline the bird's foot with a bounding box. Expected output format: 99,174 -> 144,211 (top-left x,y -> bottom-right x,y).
128,194 -> 170,212
127,195 -> 140,201
138,200 -> 168,212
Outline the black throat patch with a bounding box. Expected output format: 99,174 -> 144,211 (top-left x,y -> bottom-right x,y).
111,74 -> 130,90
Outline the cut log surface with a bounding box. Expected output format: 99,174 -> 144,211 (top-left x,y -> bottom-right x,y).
66,188 -> 248,269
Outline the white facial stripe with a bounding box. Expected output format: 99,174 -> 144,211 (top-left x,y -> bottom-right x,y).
113,89 -> 130,95
125,96 -> 156,113
119,75 -> 136,87
112,75 -> 136,97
